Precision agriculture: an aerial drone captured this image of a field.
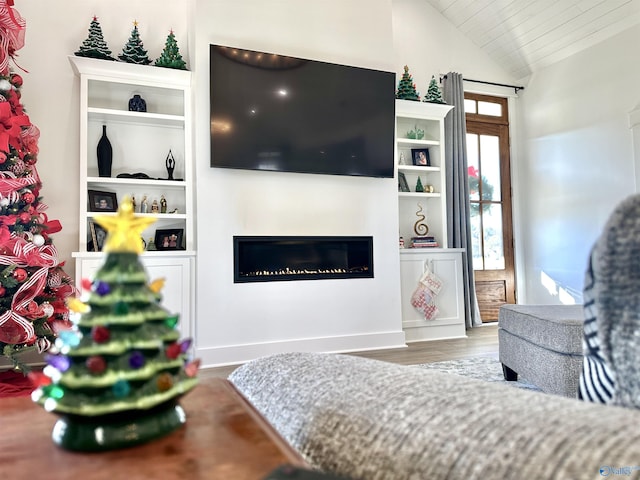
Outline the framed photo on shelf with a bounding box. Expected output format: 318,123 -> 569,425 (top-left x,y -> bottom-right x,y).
155,228 -> 184,251
88,190 -> 118,212
398,172 -> 410,192
88,221 -> 108,252
411,148 -> 430,167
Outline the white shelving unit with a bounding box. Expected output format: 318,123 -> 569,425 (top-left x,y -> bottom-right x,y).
395,100 -> 466,341
396,99 -> 453,246
69,56 -> 195,338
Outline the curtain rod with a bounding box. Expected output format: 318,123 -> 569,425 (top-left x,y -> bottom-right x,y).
440,75 -> 524,94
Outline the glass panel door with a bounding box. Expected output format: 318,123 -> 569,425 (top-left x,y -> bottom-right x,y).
467,132 -> 505,271
465,93 -> 514,322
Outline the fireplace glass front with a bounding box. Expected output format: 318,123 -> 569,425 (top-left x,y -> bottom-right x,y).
233,236 -> 374,283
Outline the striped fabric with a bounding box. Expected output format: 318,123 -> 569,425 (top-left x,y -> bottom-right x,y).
578,249 -> 615,403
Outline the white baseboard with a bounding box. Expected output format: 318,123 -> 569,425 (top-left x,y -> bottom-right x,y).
403,323 -> 466,342
196,331 -> 407,368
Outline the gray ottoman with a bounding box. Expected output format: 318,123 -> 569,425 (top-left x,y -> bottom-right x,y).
498,304 -> 584,397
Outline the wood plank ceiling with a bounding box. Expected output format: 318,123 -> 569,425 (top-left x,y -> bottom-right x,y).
424,0 -> 640,80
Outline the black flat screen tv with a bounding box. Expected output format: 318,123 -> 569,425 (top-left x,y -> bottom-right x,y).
210,44 -> 395,178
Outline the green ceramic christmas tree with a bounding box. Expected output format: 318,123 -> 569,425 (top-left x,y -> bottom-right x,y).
154,30 -> 187,70
118,21 -> 151,65
423,75 -> 446,104
32,198 -> 199,451
415,177 -> 424,192
396,65 -> 420,101
74,16 -> 116,61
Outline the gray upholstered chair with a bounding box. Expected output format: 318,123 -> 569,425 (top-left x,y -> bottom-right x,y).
499,193 -> 640,403
498,304 -> 584,397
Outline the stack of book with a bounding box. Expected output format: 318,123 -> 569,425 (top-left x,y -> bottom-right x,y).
411,236 -> 439,248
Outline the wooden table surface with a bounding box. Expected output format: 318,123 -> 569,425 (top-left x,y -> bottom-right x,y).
0,378 -> 306,480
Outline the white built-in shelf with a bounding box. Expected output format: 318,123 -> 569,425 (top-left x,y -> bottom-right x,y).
398,192 -> 441,198
84,212 -> 188,220
87,177 -> 187,188
69,54 -> 196,340
395,100 -> 452,247
87,107 -> 185,127
398,165 -> 440,173
396,138 -> 440,147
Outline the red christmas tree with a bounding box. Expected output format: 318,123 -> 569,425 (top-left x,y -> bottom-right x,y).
0,0 -> 75,371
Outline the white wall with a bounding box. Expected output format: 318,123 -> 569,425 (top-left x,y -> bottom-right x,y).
11,0 -> 515,368
192,0 -> 407,366
517,25 -> 640,304
392,0 -> 516,90
191,0 -> 518,366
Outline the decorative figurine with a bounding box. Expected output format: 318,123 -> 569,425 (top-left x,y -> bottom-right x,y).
131,194 -> 136,211
406,126 -> 424,140
423,76 -> 446,104
165,150 -> 175,180
160,195 -> 167,213
414,203 -> 429,236
96,125 -> 113,177
128,94 -> 147,112
396,65 -> 420,101
146,237 -> 157,251
151,199 -> 159,214
140,195 -> 148,213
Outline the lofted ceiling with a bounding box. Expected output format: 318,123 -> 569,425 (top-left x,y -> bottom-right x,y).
425,0 -> 640,81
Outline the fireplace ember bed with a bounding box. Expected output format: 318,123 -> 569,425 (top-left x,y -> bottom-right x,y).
233,236 -> 374,283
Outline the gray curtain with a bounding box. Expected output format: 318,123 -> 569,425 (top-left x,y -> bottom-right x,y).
442,72 -> 482,328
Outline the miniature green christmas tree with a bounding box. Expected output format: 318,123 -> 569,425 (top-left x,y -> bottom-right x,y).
32,198 -> 199,451
74,16 -> 116,61
118,21 -> 151,65
396,65 -> 420,101
154,30 -> 187,70
415,177 -> 424,192
423,75 -> 446,104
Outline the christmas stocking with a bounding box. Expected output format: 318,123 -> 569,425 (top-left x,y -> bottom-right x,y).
410,264 -> 443,320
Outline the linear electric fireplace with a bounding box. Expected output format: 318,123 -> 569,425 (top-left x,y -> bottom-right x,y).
233,236 -> 374,283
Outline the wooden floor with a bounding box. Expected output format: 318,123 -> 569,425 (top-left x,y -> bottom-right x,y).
199,324 -> 499,380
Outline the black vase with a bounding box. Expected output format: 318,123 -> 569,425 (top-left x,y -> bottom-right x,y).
97,125 -> 113,177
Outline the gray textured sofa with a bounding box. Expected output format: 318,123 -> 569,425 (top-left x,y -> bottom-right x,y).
229,352 -> 640,480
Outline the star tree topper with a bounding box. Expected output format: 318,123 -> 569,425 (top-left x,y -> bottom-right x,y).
94,196 -> 155,253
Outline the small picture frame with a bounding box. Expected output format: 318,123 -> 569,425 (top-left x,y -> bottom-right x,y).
411,148 -> 430,167
88,221 -> 108,252
88,190 -> 118,212
155,228 -> 184,251
398,172 -> 410,192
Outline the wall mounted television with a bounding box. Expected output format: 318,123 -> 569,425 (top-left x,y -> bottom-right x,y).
209,44 -> 395,178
